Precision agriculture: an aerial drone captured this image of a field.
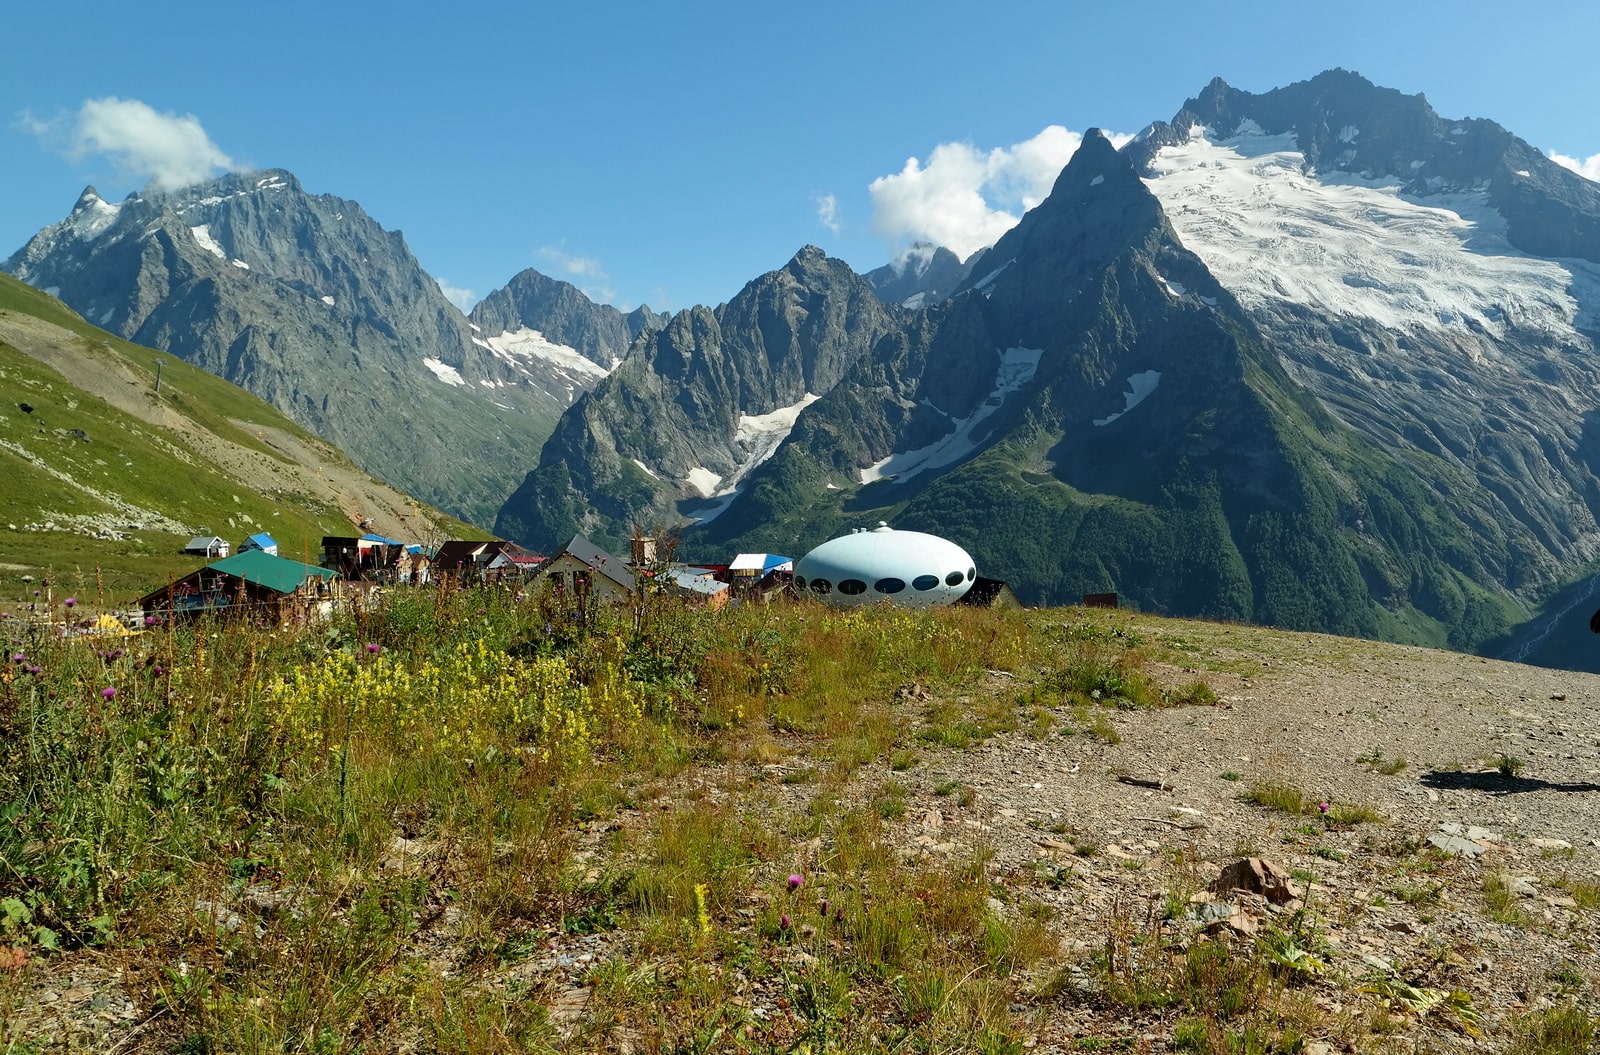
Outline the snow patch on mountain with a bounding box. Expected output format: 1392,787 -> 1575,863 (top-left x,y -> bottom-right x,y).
190,225 -> 225,259
481,327 -> 610,382
971,258 -> 1015,295
1144,127 -> 1600,340
684,393 -> 825,524
422,358 -> 466,386
686,467 -> 722,498
1094,371 -> 1162,426
860,347 -> 1042,484
73,195 -> 121,241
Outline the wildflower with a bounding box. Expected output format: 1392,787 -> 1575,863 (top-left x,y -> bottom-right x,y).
63,597 -> 76,608
26,665 -> 41,675
365,642 -> 381,654
819,899 -> 830,915
9,653 -> 22,663
100,686 -> 116,699
694,883 -> 712,934
144,616 -> 158,626
787,874 -> 804,891
154,665 -> 164,676
779,914 -> 792,930
1317,802 -> 1330,814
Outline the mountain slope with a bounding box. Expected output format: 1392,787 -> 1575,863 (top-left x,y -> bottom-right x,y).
1126,70 -> 1600,663
0,273 -> 472,598
694,132 -> 1518,646
3,172 -> 598,525
494,247 -> 902,551
502,110 -> 1584,655
864,244 -> 974,308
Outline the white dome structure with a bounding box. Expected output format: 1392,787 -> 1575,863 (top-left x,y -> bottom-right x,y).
793,523 -> 976,608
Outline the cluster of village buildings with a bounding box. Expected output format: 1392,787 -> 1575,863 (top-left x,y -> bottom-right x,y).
135,530 -> 837,624
134,529 -> 1020,625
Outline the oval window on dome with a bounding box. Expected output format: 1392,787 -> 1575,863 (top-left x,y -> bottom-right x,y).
874,577 -> 906,595
945,571 -> 965,587
794,576 -> 807,591
967,567 -> 976,582
810,578 -> 832,594
838,579 -> 867,595
912,574 -> 940,592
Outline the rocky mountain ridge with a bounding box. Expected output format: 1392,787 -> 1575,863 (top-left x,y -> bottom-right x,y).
3,170 -> 638,525
495,72 -> 1600,668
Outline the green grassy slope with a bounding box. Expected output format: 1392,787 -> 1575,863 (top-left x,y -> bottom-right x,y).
0,275 -> 478,606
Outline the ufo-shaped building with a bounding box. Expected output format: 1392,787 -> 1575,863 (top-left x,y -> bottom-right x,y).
793,523 -> 975,608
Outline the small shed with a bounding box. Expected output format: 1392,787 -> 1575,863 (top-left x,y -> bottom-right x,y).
662,566 -> 730,609
240,532 -> 279,556
184,536 -> 230,559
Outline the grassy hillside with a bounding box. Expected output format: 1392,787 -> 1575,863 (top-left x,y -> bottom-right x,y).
0,275 -> 477,604
5,591 -> 1599,1051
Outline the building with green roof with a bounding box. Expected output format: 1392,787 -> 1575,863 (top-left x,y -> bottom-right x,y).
138,550 -> 340,623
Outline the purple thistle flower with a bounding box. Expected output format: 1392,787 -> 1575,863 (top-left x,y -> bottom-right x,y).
365,642 -> 381,654
63,597 -> 76,608
1317,802 -> 1330,814
779,914 -> 792,930
787,874 -> 804,891
153,665 -> 164,676
100,686 -> 116,700
9,653 -> 23,663
26,665 -> 41,675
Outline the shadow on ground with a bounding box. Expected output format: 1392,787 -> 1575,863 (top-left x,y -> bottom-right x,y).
1421,769 -> 1600,796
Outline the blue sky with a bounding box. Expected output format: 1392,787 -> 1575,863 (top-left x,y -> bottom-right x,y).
7,1 -> 1599,314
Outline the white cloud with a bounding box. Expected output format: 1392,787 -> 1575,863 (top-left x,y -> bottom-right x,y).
815,192 -> 841,233
1550,150 -> 1600,182
436,279 -> 478,312
868,125 -> 1131,259
33,97 -> 236,191
536,245 -> 617,304
537,245 -> 604,278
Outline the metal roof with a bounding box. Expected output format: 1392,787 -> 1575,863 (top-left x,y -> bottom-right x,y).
730,553 -> 793,573
205,550 -> 337,594
559,534 -> 635,591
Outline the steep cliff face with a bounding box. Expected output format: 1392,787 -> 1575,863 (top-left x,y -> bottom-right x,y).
467,267 -> 662,371
494,247 -> 901,550
4,171 -> 588,525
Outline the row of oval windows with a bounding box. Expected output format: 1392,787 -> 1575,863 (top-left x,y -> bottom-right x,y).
796,567 -> 976,596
